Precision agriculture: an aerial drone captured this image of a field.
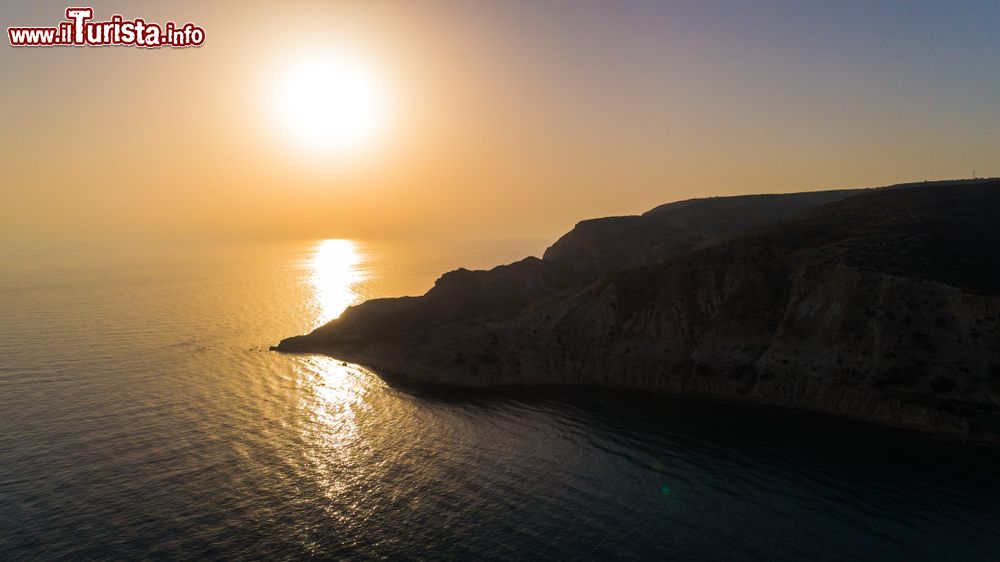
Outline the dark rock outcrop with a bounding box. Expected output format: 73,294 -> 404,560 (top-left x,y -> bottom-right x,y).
275,180 -> 1000,443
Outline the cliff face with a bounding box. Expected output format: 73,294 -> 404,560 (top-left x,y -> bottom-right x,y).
275,181 -> 1000,443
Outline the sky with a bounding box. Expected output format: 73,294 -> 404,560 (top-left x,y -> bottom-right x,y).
2,0 -> 999,244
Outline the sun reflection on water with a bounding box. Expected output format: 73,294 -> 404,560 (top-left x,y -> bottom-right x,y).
294,356 -> 384,500
309,239 -> 366,326
298,239 -> 383,502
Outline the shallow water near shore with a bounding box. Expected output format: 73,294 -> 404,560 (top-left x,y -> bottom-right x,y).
2,239 -> 999,560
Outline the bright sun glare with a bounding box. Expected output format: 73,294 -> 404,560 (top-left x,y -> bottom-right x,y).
275,53 -> 389,153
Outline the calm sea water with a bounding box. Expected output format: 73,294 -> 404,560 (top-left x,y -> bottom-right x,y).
1,239 -> 999,561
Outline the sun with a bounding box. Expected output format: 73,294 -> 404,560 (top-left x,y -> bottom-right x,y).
274,52 -> 389,154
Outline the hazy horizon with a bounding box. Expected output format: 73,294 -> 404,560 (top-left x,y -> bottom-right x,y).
3,0 -> 999,244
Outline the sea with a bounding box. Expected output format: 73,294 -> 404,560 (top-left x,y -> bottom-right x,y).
1,238 -> 999,561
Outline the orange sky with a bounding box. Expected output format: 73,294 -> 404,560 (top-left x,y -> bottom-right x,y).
2,1 -> 998,244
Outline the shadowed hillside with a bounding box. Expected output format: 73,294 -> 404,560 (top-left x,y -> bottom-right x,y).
292,186 -> 866,341
276,180 -> 1000,442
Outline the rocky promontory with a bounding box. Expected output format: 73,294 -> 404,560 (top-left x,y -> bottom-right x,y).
275,180 -> 1000,443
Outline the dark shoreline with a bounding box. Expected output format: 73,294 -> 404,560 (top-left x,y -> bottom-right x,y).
272,347 -> 1000,449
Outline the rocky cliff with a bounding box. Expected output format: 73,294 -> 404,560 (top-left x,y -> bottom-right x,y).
275,180 -> 1000,443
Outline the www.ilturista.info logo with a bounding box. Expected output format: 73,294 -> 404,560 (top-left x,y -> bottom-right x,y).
8,7 -> 205,48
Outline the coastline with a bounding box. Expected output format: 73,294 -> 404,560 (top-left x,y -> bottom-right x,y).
274,182 -> 1000,447
272,346 -> 1000,447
